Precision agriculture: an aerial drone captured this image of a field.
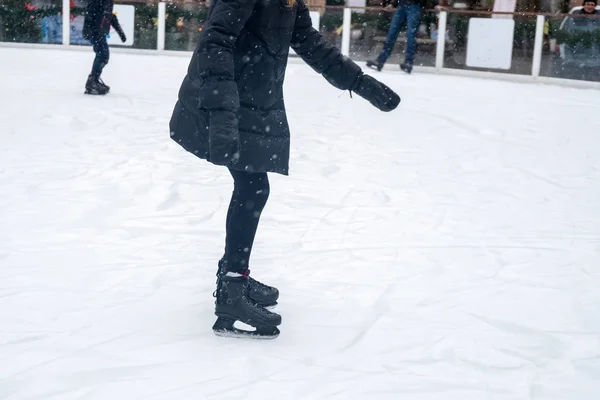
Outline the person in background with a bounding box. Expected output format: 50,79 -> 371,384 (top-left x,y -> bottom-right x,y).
367,0 -> 441,74
572,1 -> 599,29
82,0 -> 126,95
575,0 -> 598,22
579,0 -> 598,14
169,0 -> 400,339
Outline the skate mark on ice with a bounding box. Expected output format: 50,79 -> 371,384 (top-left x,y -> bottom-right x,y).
448,349 -> 529,373
299,188 -> 354,241
572,356 -> 600,378
505,165 -> 566,190
412,109 -> 536,149
202,364 -> 297,399
0,289 -> 23,299
321,164 -> 341,178
155,182 -> 181,211
139,377 -> 227,399
496,348 -> 546,370
340,206 -> 360,247
0,334 -> 49,346
299,244 -> 563,256
6,329 -> 144,379
467,313 -> 567,360
337,282 -> 395,353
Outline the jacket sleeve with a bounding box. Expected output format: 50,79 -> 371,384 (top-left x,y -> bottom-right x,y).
110,14 -> 124,35
194,0 -> 256,111
290,0 -> 362,91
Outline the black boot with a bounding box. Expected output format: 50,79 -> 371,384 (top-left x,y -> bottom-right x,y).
248,276 -> 279,309
213,272 -> 281,339
400,63 -> 413,74
84,75 -> 109,95
218,260 -> 279,308
367,59 -> 383,71
97,77 -> 110,92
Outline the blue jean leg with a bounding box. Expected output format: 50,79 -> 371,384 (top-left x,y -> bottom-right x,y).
377,6 -> 408,64
404,4 -> 422,66
90,34 -> 110,78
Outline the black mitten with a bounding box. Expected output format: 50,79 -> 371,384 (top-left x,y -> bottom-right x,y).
352,74 -> 400,112
209,110 -> 240,166
111,15 -> 127,43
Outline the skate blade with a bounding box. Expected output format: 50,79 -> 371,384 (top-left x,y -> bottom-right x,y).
213,328 -> 279,340
84,88 -> 108,95
213,317 -> 280,339
84,91 -> 108,95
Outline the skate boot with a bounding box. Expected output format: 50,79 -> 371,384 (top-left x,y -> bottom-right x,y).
366,59 -> 383,71
218,260 -> 279,308
84,75 -> 109,95
213,271 -> 282,339
97,77 -> 110,93
400,63 -> 413,74
248,276 -> 279,309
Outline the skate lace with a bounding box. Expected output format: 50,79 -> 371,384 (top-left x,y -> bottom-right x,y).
248,296 -> 274,316
249,276 -> 270,291
242,280 -> 274,316
213,271 -> 220,298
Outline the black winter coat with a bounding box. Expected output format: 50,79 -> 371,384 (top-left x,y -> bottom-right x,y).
83,0 -> 122,39
169,0 -> 364,175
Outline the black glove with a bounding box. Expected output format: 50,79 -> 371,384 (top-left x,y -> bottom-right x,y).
208,110 -> 240,166
111,15 -> 127,43
352,74 -> 400,112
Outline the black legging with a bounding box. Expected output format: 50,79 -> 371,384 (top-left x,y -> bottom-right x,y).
222,168 -> 270,272
90,34 -> 109,79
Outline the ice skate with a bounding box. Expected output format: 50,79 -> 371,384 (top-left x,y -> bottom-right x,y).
366,59 -> 383,71
248,276 -> 279,309
97,77 -> 110,92
213,272 -> 281,339
218,260 -> 279,308
84,75 -> 109,95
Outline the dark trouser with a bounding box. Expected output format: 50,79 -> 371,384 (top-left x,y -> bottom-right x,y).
90,34 -> 110,79
222,168 -> 270,273
377,4 -> 421,67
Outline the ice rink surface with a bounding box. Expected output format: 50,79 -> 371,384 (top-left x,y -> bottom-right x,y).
1,47 -> 600,399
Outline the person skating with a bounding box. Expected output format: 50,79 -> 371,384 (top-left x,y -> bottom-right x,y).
82,0 -> 126,95
169,0 -> 400,339
366,0 -> 432,74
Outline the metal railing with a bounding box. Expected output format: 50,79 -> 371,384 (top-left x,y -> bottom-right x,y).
1,1 -> 599,83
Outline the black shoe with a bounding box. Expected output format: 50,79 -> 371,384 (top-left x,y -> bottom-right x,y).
213,273 -> 281,339
400,63 -> 413,74
84,75 -> 109,95
367,59 -> 383,72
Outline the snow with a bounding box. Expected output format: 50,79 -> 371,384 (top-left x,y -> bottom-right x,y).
1,47 -> 600,399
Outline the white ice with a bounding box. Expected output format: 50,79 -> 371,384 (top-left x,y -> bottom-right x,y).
1,47 -> 600,400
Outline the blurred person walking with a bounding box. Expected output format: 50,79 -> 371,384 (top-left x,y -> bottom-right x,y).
367,0 -> 441,73
82,0 -> 126,95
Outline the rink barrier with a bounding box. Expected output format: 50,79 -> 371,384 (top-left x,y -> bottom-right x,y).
3,41 -> 599,91
2,2 -> 600,91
